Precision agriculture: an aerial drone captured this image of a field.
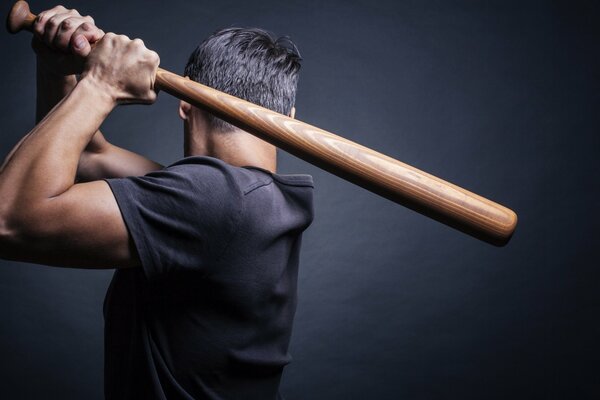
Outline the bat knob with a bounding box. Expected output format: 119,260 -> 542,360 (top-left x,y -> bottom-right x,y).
7,1 -> 35,34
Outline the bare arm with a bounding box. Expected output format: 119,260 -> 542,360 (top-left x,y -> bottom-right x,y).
76,131 -> 164,181
30,6 -> 163,182
0,33 -> 159,268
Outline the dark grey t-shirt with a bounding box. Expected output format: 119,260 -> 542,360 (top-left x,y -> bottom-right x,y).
103,156 -> 314,399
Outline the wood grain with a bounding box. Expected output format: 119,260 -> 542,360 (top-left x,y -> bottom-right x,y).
7,1 -> 518,246
156,70 -> 517,245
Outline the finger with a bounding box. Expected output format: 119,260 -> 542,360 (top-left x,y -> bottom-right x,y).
34,5 -> 69,34
85,25 -> 105,44
72,15 -> 103,43
70,22 -> 104,57
148,50 -> 160,69
142,46 -> 160,99
43,8 -> 82,46
33,8 -> 60,37
53,16 -> 89,50
131,37 -> 145,52
42,12 -> 73,48
71,34 -> 92,57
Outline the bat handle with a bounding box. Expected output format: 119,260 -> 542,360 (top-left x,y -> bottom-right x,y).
7,1 -> 35,34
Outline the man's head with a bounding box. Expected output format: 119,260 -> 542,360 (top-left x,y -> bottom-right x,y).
181,27 -> 302,133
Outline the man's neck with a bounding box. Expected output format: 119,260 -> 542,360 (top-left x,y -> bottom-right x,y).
185,128 -> 277,173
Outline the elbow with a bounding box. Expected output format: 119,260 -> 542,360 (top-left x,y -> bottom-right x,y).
0,222 -> 11,259
0,211 -> 21,259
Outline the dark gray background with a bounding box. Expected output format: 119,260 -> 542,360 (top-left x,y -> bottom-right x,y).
1,0 -> 598,399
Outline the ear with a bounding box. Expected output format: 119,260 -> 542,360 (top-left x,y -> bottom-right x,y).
179,100 -> 192,121
290,106 -> 296,119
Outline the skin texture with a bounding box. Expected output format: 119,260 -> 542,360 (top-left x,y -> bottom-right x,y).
31,7 -> 164,181
0,6 -> 279,269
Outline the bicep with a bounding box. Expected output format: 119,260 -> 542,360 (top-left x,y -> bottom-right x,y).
4,180 -> 140,268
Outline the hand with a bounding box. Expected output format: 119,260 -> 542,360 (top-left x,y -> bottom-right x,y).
32,5 -> 104,76
81,33 -> 160,105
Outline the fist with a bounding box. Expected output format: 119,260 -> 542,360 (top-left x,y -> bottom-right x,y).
82,33 -> 160,105
32,5 -> 104,76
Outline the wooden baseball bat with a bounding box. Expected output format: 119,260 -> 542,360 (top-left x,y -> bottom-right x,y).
7,1 -> 518,246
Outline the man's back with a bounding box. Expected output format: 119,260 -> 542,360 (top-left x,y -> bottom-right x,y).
103,156 -> 314,399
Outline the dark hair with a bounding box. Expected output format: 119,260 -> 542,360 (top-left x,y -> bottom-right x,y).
184,27 -> 302,132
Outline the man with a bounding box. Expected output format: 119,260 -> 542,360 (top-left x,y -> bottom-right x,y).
0,5 -> 313,399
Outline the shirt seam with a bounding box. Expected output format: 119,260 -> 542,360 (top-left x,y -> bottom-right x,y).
271,178 -> 314,188
243,179 -> 273,195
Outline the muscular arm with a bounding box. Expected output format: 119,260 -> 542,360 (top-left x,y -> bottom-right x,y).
0,33 -> 159,268
38,62 -> 164,182
76,131 -> 164,181
0,77 -> 139,268
31,9 -> 163,182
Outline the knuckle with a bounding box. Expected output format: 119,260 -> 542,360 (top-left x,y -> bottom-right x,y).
47,16 -> 59,28
34,19 -> 44,35
70,9 -> 80,16
102,32 -> 115,44
81,22 -> 93,31
36,11 -> 47,24
60,18 -> 73,30
135,40 -> 146,50
84,15 -> 95,24
54,5 -> 66,12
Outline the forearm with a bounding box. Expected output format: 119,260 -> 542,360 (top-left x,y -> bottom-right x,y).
0,78 -> 114,218
36,58 -> 102,172
1,62 -> 78,174
35,59 -> 163,182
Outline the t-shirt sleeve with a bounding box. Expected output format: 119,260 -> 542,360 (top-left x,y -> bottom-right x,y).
104,162 -> 244,280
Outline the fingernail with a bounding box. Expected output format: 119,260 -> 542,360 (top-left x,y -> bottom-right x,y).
74,36 -> 86,49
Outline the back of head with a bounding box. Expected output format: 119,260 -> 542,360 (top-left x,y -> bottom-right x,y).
184,27 -> 302,132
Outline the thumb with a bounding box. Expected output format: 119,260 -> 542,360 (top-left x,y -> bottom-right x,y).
71,34 -> 92,57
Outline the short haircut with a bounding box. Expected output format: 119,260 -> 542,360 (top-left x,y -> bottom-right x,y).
184,27 -> 302,132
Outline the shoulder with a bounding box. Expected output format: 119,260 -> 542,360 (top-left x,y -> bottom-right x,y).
119,156 -> 246,205
158,156 -> 243,189
105,156 -> 249,228
165,156 -> 314,195
235,166 -> 315,232
103,157 -> 249,277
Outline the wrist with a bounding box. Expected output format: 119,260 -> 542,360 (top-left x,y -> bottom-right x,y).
76,76 -> 118,111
